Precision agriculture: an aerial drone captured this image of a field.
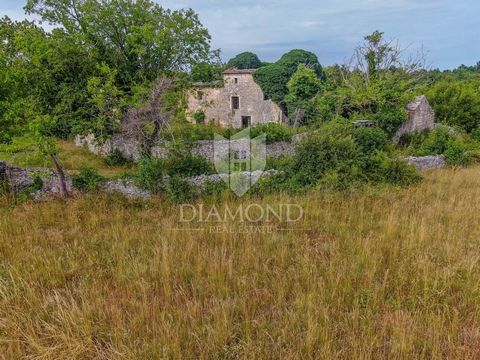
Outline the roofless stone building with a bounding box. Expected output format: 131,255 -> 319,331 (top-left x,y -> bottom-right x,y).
187,68 -> 286,128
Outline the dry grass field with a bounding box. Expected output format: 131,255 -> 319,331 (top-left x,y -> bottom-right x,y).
1,166 -> 480,358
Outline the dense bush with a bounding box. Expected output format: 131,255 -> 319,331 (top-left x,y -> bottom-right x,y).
193,111 -> 205,124
351,126 -> 390,154
105,148 -> 132,166
165,153 -> 214,177
136,152 -> 213,194
72,166 -> 104,192
259,122 -> 419,192
165,122 -> 301,144
136,157 -> 165,194
165,175 -> 194,203
428,80 -> 480,134
399,126 -> 480,166
444,138 -> 471,166
400,126 -> 454,156
250,123 -> 299,143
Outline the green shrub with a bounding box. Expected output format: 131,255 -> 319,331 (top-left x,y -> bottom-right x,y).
0,180 -> 10,196
72,166 -> 104,192
165,175 -> 194,203
193,111 -> 205,124
365,152 -> 421,185
265,156 -> 295,170
226,52 -> 263,69
250,123 -> 299,143
400,126 -> 480,167
165,154 -> 214,177
417,127 -> 453,155
200,180 -> 229,202
259,121 -> 420,192
136,157 -> 165,194
444,138 -> 471,166
352,126 -> 390,154
105,149 -> 132,166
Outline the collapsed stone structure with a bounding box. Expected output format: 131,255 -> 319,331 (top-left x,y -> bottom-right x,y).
187,68 -> 286,128
394,95 -> 435,143
0,161 -> 73,199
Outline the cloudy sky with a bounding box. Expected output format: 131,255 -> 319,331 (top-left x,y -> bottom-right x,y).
2,0 -> 478,69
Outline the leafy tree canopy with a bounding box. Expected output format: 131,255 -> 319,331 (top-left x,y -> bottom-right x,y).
427,80 -> 480,134
284,64 -> 323,125
226,52 -> 262,69
253,49 -> 323,109
1,0 -> 212,142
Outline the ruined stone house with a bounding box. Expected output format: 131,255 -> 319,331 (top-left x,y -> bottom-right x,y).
187,68 -> 286,128
393,95 -> 435,143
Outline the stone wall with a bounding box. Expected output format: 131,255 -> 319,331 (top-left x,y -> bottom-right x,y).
404,155 -> 446,171
0,161 -> 73,199
187,71 -> 285,127
393,95 -> 435,143
75,133 -> 302,162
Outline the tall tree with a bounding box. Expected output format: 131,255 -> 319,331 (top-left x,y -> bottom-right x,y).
254,49 -> 323,109
285,64 -> 322,126
226,52 -> 262,69
25,0 -> 212,86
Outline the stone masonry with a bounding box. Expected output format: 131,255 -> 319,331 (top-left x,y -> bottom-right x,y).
393,95 -> 435,143
187,68 -> 286,128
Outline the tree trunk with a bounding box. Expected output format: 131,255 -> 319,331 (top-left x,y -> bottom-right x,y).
144,120 -> 161,156
50,153 -> 69,198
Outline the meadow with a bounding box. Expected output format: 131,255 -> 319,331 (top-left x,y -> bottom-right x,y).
1,166 -> 480,359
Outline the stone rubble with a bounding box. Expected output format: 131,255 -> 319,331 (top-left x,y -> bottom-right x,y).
0,161 -> 73,199
404,155 -> 446,170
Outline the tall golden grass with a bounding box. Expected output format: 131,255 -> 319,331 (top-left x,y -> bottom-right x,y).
1,166 -> 480,358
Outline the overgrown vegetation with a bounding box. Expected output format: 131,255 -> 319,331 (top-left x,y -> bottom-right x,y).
398,125 -> 480,166
259,122 -> 420,193
72,166 -> 104,192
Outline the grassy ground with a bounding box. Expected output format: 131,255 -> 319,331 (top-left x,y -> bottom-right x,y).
1,167 -> 480,358
0,140 -> 135,177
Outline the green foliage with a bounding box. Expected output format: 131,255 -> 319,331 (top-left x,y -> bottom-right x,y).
84,64 -> 124,141
191,62 -> 222,83
351,126 -> 390,154
312,31 -> 425,134
254,49 -> 323,109
199,180 -> 228,202
165,175 -> 194,203
226,52 -> 263,69
400,127 -> 454,156
2,0 -> 212,141
427,80 -> 480,133
72,166 -> 104,192
259,121 -> 419,192
164,122 -> 231,142
164,154 -> 214,177
193,111 -> 206,124
250,123 -> 299,144
105,149 -> 132,167
284,64 -> 323,124
444,138 -> 471,166
135,152 -> 213,195
399,126 -> 480,167
136,157 -> 165,194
